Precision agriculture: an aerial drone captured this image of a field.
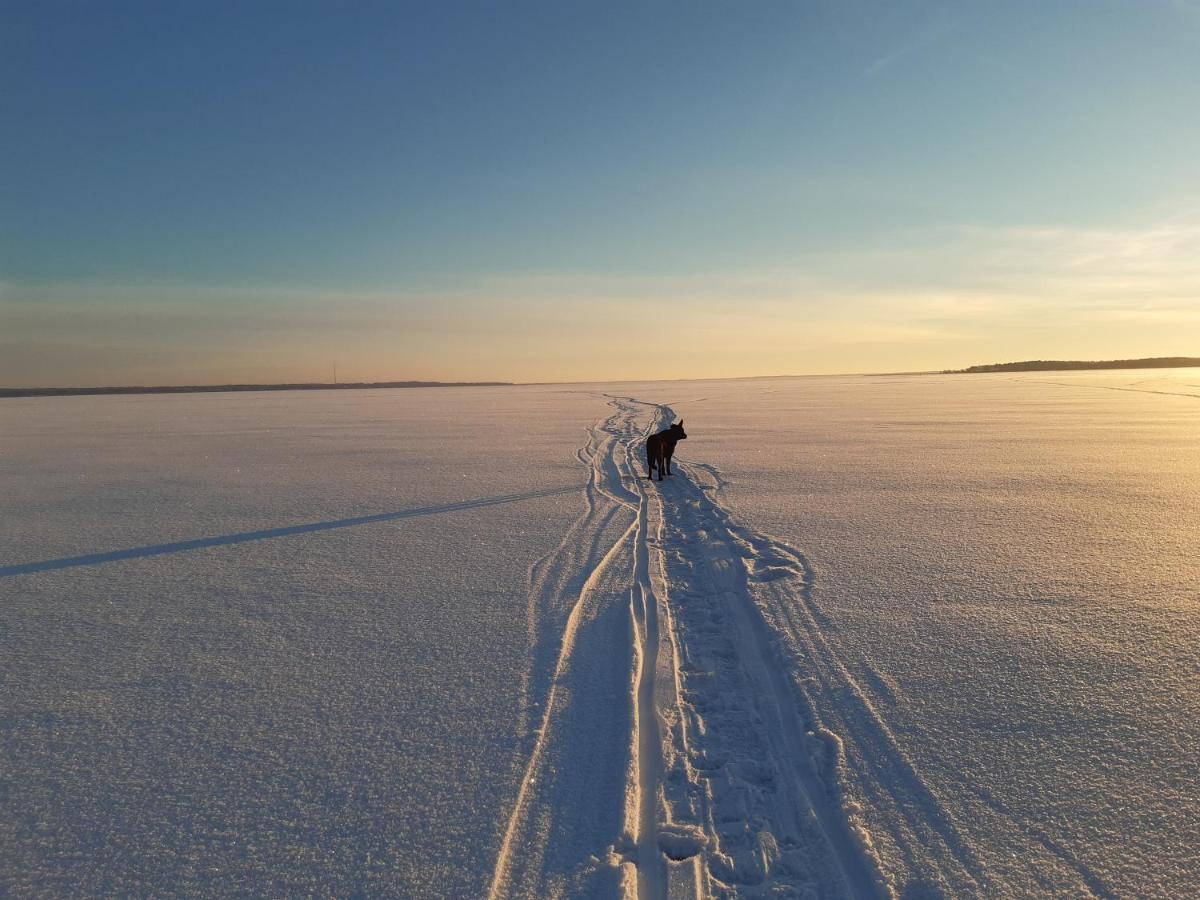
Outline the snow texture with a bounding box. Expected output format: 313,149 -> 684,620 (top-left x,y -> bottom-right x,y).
3,372 -> 1199,898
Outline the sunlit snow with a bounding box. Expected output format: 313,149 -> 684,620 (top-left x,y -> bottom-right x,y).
3,373 -> 1197,897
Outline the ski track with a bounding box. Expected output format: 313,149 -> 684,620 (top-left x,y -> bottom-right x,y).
492,393 -> 1050,898
1033,379 -> 1200,400
489,399 -> 640,899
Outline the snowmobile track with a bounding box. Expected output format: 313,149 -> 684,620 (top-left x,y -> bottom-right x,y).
489,395 -> 886,898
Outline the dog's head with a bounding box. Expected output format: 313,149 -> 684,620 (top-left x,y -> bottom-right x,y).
670,420 -> 687,440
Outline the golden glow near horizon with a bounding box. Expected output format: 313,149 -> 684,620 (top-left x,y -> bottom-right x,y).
4,220 -> 1199,386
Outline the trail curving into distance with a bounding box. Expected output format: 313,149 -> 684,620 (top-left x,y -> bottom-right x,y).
490,395 -> 892,898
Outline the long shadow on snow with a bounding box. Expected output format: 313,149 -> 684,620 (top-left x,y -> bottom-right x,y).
1,486 -> 577,577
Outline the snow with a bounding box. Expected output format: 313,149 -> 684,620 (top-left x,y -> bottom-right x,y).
1,387 -> 606,896
663,369 -> 1200,898
3,373 -> 1198,897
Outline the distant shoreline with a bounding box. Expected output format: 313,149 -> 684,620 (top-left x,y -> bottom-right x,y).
0,381 -> 512,399
7,358 -> 1200,397
944,357 -> 1200,374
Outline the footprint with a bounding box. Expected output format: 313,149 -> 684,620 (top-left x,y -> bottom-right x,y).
658,823 -> 708,861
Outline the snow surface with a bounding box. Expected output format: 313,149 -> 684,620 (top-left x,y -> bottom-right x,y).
3,373 -> 1198,897
1,387 -> 606,896
660,369 -> 1200,898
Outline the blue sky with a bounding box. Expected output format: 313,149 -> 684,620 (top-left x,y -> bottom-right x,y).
3,0 -> 1199,384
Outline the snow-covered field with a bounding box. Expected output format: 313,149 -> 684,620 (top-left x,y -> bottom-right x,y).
2,373 -> 1198,897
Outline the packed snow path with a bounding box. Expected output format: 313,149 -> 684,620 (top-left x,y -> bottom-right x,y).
490,396 -> 885,898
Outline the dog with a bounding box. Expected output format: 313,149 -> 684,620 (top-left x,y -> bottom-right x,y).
646,420 -> 687,481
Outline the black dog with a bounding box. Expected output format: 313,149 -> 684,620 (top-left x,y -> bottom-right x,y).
646,420 -> 687,481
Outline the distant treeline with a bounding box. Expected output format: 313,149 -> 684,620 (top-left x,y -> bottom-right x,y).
946,357 -> 1200,374
0,381 -> 512,399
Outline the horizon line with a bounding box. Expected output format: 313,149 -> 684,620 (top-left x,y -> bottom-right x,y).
0,370 -> 910,398
4,355 -> 1199,398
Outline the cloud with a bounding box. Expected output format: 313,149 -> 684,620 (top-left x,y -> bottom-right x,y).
946,219 -> 1200,315
1087,304 -> 1200,324
985,221 -> 1200,271
4,212 -> 1198,385
863,17 -> 958,79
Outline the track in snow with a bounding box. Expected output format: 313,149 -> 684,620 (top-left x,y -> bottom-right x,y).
488,397 -> 643,899
489,396 -> 885,898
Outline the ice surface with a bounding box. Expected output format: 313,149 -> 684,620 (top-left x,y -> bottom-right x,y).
3,373 -> 1198,897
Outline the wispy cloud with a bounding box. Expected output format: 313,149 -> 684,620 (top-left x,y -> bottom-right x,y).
4,213 -> 1198,385
985,220 -> 1200,271
1092,305 -> 1200,323
863,17 -> 958,79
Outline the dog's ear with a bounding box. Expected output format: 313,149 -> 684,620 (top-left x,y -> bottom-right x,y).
677,420 -> 684,427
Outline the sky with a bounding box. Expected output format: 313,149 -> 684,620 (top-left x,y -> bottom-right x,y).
3,0 -> 1199,386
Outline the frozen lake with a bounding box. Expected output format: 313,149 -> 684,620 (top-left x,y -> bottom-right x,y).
2,373 -> 1197,897
666,370 -> 1200,898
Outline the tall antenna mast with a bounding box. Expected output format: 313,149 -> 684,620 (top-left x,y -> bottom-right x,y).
333,363 -> 337,385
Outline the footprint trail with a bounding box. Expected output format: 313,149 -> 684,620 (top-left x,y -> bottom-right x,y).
490,395 -> 890,898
